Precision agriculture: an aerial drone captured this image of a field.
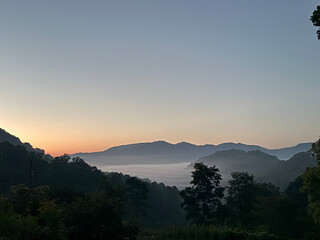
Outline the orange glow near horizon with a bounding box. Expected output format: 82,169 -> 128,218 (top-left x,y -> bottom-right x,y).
0,112 -> 317,157
1,122 -> 316,158
21,138 -> 317,158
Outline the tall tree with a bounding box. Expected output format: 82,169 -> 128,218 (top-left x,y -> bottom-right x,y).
125,177 -> 149,220
311,3 -> 320,39
311,138 -> 320,163
227,172 -> 257,226
180,162 -> 224,224
302,138 -> 320,224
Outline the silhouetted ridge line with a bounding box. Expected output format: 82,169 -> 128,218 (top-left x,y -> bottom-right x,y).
0,128 -> 52,160
72,140 -> 312,166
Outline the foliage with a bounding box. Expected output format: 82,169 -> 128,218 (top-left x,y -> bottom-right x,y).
125,177 -> 149,220
0,184 -> 138,240
106,172 -> 186,227
140,225 -> 278,240
255,182 -> 280,197
0,188 -> 67,240
1,141 -> 320,239
63,191 -> 136,240
180,163 -> 224,224
227,172 -> 257,226
0,143 -> 106,194
146,182 -> 186,227
302,137 -> 320,224
311,138 -> 320,163
9,184 -> 50,216
311,3 -> 320,39
285,176 -> 308,210
0,142 -> 187,229
302,165 -> 320,224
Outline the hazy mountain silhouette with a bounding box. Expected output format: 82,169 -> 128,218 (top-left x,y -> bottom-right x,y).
73,140 -> 312,166
257,151 -> 317,189
195,150 -> 316,189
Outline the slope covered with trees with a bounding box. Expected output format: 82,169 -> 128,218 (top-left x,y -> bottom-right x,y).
0,141 -> 186,239
0,128 -> 52,161
195,149 -> 316,189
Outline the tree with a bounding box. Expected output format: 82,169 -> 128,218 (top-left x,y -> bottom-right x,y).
256,182 -> 280,197
227,172 -> 257,226
125,177 -> 149,220
311,138 -> 320,163
63,185 -> 138,240
9,184 -> 50,216
302,138 -> 320,224
311,3 -> 320,39
285,176 -> 308,210
180,162 -> 224,224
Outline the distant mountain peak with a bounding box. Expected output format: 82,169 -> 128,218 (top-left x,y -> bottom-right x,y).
175,142 -> 195,147
151,140 -> 172,145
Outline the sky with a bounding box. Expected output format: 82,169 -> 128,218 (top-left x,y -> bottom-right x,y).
0,0 -> 319,156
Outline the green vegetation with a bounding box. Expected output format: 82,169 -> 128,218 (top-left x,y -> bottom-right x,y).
302,138 -> 320,224
139,225 -> 277,240
178,152 -> 320,240
226,172 -> 257,227
0,183 -> 138,240
106,172 -> 186,227
0,138 -> 320,239
0,142 -> 185,239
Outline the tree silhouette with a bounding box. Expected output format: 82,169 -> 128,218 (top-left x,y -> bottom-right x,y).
125,177 -> 149,220
180,162 -> 224,224
311,3 -> 320,39
302,137 -> 320,224
227,172 -> 257,226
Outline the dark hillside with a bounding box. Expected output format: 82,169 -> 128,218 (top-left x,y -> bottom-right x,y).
0,142 -> 186,227
195,150 -> 316,189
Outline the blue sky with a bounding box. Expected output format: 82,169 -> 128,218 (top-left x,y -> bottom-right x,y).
0,1 -> 319,155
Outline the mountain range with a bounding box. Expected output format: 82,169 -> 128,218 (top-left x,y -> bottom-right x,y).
0,128 -> 316,189
73,140 -> 312,166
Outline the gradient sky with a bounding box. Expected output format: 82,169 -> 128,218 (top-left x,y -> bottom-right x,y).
0,1 -> 319,156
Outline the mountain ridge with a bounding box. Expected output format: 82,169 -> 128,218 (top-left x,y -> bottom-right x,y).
75,141 -> 311,154
73,140 -> 312,166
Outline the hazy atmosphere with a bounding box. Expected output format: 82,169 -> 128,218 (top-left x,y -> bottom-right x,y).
1,1 -> 320,239
1,1 -> 319,156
